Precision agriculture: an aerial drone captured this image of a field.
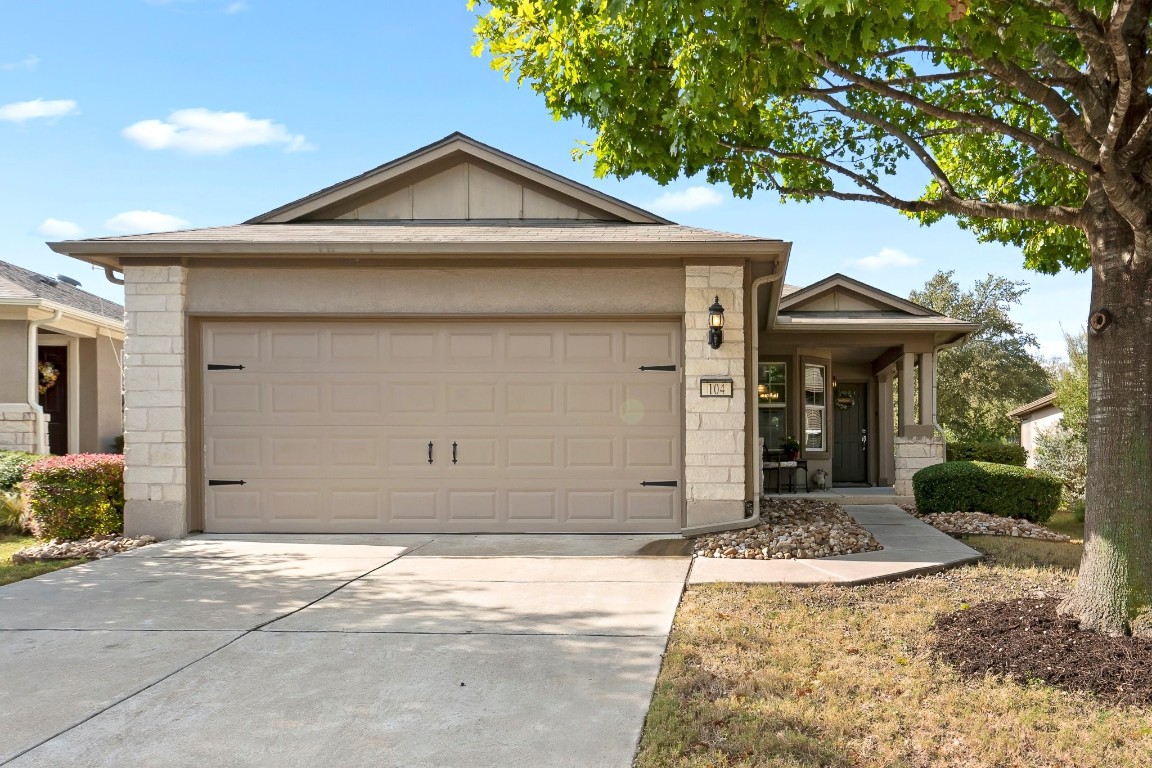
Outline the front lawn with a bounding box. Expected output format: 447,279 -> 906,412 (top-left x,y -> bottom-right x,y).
638,535 -> 1151,767
0,534 -> 85,586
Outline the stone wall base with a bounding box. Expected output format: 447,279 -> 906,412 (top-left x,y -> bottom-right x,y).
124,500 -> 187,541
0,405 -> 45,453
685,499 -> 751,529
894,435 -> 945,496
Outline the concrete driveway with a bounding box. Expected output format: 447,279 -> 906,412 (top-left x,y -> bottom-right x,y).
0,534 -> 691,768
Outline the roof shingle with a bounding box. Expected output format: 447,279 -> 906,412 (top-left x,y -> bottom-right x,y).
0,260 -> 124,321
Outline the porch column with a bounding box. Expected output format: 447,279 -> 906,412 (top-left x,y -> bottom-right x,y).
898,351 -> 916,437
918,351 -> 936,428
877,369 -> 895,486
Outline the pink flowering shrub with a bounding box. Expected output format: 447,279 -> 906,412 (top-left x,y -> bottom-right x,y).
24,454 -> 125,540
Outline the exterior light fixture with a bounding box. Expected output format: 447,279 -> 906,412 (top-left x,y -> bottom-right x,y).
707,296 -> 725,349
832,376 -> 838,389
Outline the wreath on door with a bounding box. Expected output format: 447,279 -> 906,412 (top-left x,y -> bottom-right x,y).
834,390 -> 856,410
38,361 -> 60,395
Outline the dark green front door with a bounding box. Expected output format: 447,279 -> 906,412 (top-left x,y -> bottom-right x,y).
832,383 -> 867,483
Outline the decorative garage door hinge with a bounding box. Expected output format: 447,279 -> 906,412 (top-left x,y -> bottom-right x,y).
640,480 -> 678,487
638,364 -> 676,372
208,479 -> 247,487
207,364 -> 245,371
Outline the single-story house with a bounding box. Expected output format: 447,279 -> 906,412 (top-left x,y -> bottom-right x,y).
50,133 -> 974,539
0,259 -> 125,455
1008,393 -> 1063,467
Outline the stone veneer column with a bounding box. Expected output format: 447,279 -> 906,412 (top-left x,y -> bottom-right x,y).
0,405 -> 41,452
684,265 -> 747,527
893,435 -> 945,496
122,266 -> 188,539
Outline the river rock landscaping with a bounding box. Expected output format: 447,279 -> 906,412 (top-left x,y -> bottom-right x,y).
904,506 -> 1071,541
692,497 -> 882,559
10,534 -> 157,564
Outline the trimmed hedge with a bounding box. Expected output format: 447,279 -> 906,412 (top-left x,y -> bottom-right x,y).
945,441 -> 1027,467
24,454 -> 125,540
912,460 -> 1062,523
0,451 -> 46,493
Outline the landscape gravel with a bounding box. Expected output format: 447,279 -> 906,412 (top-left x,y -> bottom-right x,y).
10,534 -> 158,564
693,497 -> 883,560
902,506 -> 1071,542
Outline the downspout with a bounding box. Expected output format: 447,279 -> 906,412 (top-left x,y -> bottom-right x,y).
104,267 -> 125,285
748,262 -> 788,503
931,334 -> 971,459
28,309 -> 63,455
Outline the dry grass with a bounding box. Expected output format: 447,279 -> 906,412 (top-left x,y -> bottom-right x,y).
0,534 -> 84,586
638,537 -> 1152,767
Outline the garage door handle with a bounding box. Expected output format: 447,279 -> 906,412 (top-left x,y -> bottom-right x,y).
638,364 -> 677,372
208,479 -> 247,487
452,441 -> 458,464
641,480 -> 678,487
428,442 -> 434,464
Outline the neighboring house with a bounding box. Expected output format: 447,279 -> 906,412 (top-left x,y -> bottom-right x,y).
0,260 -> 125,455
1008,394 -> 1063,467
50,133 -> 973,540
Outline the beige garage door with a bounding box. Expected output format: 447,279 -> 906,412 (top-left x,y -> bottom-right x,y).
201,320 -> 683,533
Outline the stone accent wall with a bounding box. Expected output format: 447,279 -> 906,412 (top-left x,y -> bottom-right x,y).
0,405 -> 41,452
684,265 -> 747,527
893,435 -> 945,496
122,266 -> 188,540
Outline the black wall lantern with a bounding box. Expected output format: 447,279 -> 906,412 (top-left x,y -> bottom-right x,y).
707,296 -> 725,349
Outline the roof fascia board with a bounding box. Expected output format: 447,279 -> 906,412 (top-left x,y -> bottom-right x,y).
51,240 -> 788,262
245,134 -> 671,225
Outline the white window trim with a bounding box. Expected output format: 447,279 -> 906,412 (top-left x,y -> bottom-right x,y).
804,363 -> 827,453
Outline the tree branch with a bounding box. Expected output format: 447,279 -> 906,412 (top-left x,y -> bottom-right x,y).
802,90 -> 958,196
811,70 -> 987,95
797,45 -> 1097,174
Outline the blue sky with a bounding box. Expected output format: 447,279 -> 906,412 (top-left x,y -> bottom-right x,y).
2,0 -> 1089,358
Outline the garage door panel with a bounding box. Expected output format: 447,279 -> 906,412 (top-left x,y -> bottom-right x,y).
202,320 -> 683,533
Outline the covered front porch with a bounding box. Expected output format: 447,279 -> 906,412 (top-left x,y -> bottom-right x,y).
753,274 -> 976,496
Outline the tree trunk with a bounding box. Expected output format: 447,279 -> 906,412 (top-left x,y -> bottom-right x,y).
1058,210 -> 1152,636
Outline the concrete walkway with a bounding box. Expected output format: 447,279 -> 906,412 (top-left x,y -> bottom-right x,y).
0,534 -> 690,768
689,504 -> 982,584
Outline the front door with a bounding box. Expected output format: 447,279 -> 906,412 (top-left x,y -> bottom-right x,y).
832,383 -> 867,484
37,346 -> 68,455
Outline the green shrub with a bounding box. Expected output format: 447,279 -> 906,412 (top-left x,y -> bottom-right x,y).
0,451 -> 46,493
24,454 -> 125,540
1070,497 -> 1086,523
1,490 -> 25,533
945,441 -> 1027,466
912,460 -> 1062,523
1033,426 -> 1087,508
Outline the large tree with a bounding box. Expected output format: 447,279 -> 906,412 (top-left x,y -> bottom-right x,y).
473,0 -> 1152,635
910,271 -> 1051,442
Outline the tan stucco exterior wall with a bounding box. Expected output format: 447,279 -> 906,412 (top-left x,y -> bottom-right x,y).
0,320 -> 29,404
78,336 -> 123,453
684,265 -> 747,527
186,266 -> 685,315
122,266 -> 188,540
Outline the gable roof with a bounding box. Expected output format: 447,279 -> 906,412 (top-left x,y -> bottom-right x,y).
1007,393 -> 1060,419
778,273 -> 939,316
0,260 -> 123,321
245,132 -> 673,225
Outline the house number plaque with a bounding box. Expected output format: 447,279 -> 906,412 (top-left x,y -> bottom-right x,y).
699,378 -> 734,398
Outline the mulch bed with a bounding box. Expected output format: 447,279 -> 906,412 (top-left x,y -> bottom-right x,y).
932,597 -> 1152,706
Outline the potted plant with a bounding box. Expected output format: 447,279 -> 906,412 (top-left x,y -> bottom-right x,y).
780,435 -> 801,460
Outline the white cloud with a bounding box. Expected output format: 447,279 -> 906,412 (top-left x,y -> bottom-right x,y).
0,99 -> 78,123
122,108 -> 312,154
647,185 -> 726,214
225,1 -> 249,13
104,211 -> 190,234
2,55 -> 40,72
853,247 -> 920,270
37,219 -> 83,239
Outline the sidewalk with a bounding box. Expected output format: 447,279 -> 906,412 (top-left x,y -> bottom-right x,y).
688,504 -> 982,585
